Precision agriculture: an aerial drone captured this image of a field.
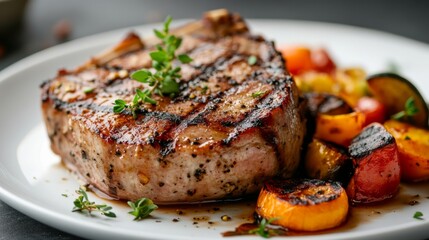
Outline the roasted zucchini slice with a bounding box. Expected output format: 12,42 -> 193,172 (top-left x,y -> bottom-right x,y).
367,73 -> 429,128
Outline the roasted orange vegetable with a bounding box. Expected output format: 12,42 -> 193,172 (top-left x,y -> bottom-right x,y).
279,46 -> 336,75
305,139 -> 353,185
384,120 -> 429,182
256,179 -> 348,231
347,123 -> 400,203
279,46 -> 314,75
314,111 -> 365,146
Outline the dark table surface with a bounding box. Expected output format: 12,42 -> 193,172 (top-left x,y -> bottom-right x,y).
1,0 -> 429,239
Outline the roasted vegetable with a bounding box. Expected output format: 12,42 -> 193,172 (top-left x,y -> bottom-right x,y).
367,73 -> 429,128
384,120 -> 429,182
295,71 -> 336,94
303,93 -> 362,146
304,139 -> 353,185
335,68 -> 368,107
279,46 -> 336,75
304,92 -> 353,118
356,96 -> 387,126
311,48 -> 336,73
280,46 -> 314,75
256,179 -> 348,231
347,123 -> 400,204
315,111 -> 365,146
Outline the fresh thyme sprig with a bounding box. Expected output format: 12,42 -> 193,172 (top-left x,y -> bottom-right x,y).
248,218 -> 283,238
113,16 -> 192,118
391,97 -> 419,121
127,197 -> 158,221
72,187 -> 116,218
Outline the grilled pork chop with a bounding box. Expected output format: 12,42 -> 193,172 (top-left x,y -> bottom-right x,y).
41,9 -> 306,203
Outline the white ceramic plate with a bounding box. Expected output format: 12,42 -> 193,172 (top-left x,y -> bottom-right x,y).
1,19 -> 429,240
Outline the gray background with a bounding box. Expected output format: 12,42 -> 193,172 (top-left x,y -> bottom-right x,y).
1,0 -> 429,239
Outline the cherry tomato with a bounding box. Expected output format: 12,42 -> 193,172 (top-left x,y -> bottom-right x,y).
279,46 -> 336,75
279,46 -> 314,75
356,97 -> 387,126
312,48 -> 336,73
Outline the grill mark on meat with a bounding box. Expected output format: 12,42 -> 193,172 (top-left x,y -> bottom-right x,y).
221,87 -> 286,145
45,97 -> 184,123
42,39 -> 284,149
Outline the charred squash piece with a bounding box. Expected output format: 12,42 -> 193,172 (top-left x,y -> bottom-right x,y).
305,92 -> 365,147
304,138 -> 353,185
315,111 -> 365,147
304,92 -> 353,118
367,73 -> 429,128
347,123 -> 400,204
385,120 -> 429,182
303,93 -> 355,144
256,179 -> 348,231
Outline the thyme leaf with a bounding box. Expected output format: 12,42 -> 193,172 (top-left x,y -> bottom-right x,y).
127,198 -> 158,221
72,187 -> 116,218
113,16 -> 192,117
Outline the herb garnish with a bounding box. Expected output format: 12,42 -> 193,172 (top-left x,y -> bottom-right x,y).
248,218 -> 282,238
251,91 -> 265,98
83,87 -> 94,94
414,211 -> 424,220
113,16 -> 192,118
127,197 -> 158,220
72,187 -> 116,218
248,55 -> 257,65
391,97 -> 419,121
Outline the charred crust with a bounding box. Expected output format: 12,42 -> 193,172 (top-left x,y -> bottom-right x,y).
264,179 -> 342,205
159,140 -> 175,157
349,124 -> 395,159
221,87 -> 286,146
